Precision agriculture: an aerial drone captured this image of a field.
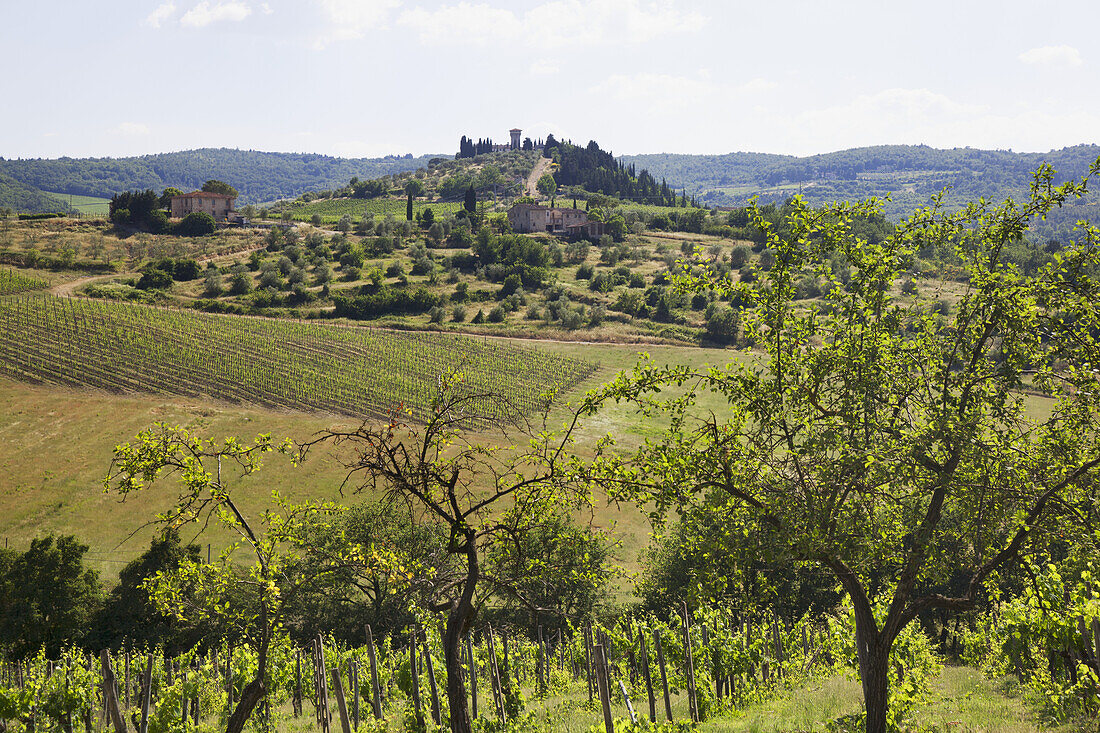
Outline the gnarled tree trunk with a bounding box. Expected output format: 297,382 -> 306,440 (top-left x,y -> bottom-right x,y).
442,531 -> 479,733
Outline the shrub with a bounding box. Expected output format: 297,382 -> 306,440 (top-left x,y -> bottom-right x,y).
176,211 -> 216,236
452,305 -> 467,322
136,269 -> 174,290
471,309 -> 485,324
488,305 -> 506,323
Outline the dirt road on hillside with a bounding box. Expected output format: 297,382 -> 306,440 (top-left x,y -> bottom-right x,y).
525,156 -> 553,197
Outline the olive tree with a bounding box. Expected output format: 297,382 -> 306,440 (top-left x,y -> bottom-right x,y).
587,160 -> 1100,733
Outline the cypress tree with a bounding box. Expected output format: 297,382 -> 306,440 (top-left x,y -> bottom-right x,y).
464,186 -> 476,214
407,193 -> 413,221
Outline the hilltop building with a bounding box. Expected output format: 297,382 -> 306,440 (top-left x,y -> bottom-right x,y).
169,191 -> 236,221
507,203 -> 604,238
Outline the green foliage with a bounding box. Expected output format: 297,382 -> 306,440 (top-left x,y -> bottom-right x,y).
0,148 -> 437,204
0,294 -> 595,423
585,157 -> 1100,728
201,179 -> 237,198
485,514 -> 615,630
0,535 -> 102,659
175,211 -> 216,236
962,559 -> 1100,725
0,267 -> 47,295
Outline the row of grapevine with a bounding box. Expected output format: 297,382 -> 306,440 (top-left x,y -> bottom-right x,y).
0,606 -> 866,733
0,294 -> 597,423
0,268 -> 47,296
962,562 -> 1100,725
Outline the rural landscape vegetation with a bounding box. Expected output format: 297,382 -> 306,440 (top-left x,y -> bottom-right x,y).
4,5 -> 1100,733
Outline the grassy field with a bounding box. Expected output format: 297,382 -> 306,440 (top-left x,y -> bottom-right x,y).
41,192 -> 112,215
0,336 -> 738,580
697,666 -> 1062,733
280,197 -> 467,224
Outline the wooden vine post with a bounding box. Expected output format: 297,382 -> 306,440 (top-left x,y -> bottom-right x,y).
593,644 -> 614,733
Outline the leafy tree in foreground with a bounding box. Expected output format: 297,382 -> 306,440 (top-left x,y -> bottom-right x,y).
104,427 -> 360,733
301,379 -> 592,733
587,159 -> 1100,733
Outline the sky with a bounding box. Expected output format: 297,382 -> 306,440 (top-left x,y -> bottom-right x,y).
3,0 -> 1099,160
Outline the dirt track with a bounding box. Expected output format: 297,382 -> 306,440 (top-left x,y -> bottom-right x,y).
525,156 -> 553,197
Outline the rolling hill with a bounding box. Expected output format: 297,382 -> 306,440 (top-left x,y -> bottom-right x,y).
0,148 -> 445,209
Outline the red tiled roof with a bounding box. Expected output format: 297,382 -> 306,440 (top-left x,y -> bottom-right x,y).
172,191 -> 235,200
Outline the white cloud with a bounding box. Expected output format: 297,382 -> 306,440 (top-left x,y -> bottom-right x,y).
144,2 -> 177,28
180,1 -> 253,27
1018,45 -> 1083,68
396,0 -> 704,48
529,58 -> 561,76
259,2 -> 273,13
590,73 -> 718,113
737,78 -> 777,94
112,122 -> 151,136
314,0 -> 402,45
587,72 -> 775,118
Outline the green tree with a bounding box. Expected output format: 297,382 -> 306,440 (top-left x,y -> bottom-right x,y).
0,535 -> 102,659
536,173 -> 557,197
176,211 -> 216,236
587,160 -> 1100,733
464,185 -> 477,213
484,513 -> 614,631
104,427 -> 353,733
89,530 -> 202,652
159,187 -> 183,208
201,180 -> 238,197
404,179 -> 425,199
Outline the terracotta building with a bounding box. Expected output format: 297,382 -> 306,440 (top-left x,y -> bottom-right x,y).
508,203 -> 602,236
170,191 -> 236,221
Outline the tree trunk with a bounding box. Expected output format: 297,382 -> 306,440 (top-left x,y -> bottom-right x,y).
225,678 -> 266,733
443,532 -> 479,733
854,619 -> 890,733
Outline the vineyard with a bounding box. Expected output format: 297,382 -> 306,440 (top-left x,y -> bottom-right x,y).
0,605 -> 925,733
0,268 -> 47,295
0,295 -> 596,422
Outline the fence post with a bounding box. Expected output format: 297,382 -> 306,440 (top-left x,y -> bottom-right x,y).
138,654 -> 152,733
99,650 -> 127,733
365,625 -> 383,719
639,628 -> 656,723
330,665 -> 352,733
422,630 -> 442,726
683,603 -> 698,723
593,644 -> 614,733
409,631 -> 425,732
653,629 -> 672,721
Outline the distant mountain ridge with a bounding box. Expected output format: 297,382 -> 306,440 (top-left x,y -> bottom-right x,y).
3,144 -> 1098,241
619,144 -> 1100,210
0,148 -> 444,208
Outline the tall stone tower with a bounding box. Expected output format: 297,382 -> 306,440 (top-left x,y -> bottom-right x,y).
510,128 -> 522,150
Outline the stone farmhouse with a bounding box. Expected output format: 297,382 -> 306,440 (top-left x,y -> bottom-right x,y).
507,203 -> 604,238
169,191 -> 236,221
